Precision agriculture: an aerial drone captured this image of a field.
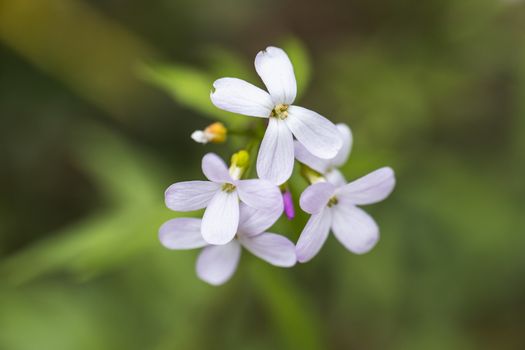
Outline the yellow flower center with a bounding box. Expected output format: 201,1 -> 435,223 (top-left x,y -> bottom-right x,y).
222,183 -> 236,193
271,104 -> 289,120
327,196 -> 338,208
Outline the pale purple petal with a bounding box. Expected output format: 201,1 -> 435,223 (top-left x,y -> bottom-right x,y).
331,123 -> 353,167
196,240 -> 241,285
201,190 -> 239,245
202,153 -> 232,183
293,124 -> 351,176
337,167 -> 395,205
239,232 -> 296,267
210,78 -> 273,118
236,179 -> 283,211
293,141 -> 330,174
158,218 -> 207,250
299,182 -> 336,214
325,169 -> 347,187
237,203 -> 282,237
286,106 -> 342,159
296,209 -> 332,263
331,204 -> 379,254
165,181 -> 220,211
256,118 -> 294,185
254,46 -> 296,105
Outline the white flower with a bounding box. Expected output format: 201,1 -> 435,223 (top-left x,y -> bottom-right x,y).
295,123 -> 353,186
210,46 -> 343,185
159,204 -> 296,286
296,167 -> 395,262
164,153 -> 283,245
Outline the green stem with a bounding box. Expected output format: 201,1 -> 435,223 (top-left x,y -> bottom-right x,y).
240,120 -> 267,179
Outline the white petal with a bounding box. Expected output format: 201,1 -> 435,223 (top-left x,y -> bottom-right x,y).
202,153 -> 231,183
331,204 -> 379,254
239,232 -> 296,267
191,130 -> 208,144
254,46 -> 296,105
299,182 -> 335,214
286,106 -> 342,159
325,169 -> 347,187
158,218 -> 207,250
210,78 -> 273,118
256,118 -> 294,185
237,203 -> 282,237
196,241 -> 241,285
293,124 -> 351,173
293,141 -> 330,174
236,179 -> 283,212
165,181 -> 220,211
201,190 -> 239,245
337,167 -> 395,205
331,123 -> 353,167
295,209 -> 332,263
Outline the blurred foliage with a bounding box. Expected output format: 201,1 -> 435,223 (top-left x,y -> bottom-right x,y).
1,0 -> 525,349
140,37 -> 311,129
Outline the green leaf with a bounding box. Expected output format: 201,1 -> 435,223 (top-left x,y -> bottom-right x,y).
0,122 -> 175,284
203,46 -> 255,81
139,63 -> 248,128
0,208 -> 165,285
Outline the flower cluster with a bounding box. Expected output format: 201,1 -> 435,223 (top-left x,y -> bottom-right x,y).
159,46 -> 396,285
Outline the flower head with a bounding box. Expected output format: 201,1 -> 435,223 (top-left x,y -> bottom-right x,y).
210,46 -> 343,185
295,123 -> 353,186
159,204 -> 296,285
164,152 -> 283,245
296,167 -> 396,262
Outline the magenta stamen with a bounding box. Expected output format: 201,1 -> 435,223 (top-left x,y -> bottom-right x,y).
283,190 -> 295,220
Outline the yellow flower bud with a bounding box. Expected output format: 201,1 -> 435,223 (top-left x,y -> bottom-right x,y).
231,150 -> 250,168
229,150 -> 250,180
205,122 -> 227,143
300,164 -> 326,184
191,122 -> 227,144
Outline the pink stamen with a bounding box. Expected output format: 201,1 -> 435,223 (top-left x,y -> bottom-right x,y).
283,190 -> 295,220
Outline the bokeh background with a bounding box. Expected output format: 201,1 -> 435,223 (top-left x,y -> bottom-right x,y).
1,0 -> 525,349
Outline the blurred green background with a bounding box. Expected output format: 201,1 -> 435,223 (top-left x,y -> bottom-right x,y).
1,0 -> 525,349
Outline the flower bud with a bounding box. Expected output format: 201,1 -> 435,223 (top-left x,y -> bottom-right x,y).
300,164 -> 326,184
231,150 -> 250,168
229,150 -> 250,180
282,189 -> 295,220
191,122 -> 227,144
